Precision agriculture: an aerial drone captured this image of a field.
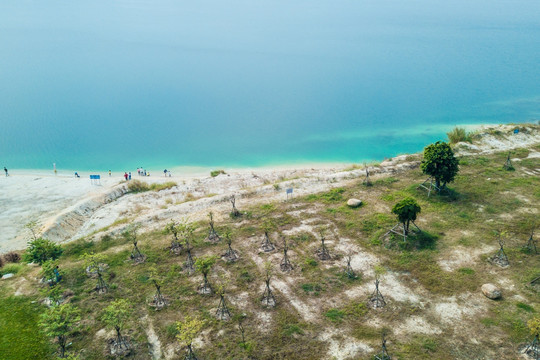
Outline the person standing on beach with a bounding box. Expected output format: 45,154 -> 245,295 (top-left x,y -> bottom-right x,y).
124,172 -> 128,181
4,167 -> 8,176
108,170 -> 112,177
128,172 -> 131,180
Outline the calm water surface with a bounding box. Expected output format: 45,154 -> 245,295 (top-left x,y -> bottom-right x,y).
1,0 -> 539,171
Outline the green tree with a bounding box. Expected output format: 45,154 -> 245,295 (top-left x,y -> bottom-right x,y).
102,299 -> 131,350
176,315 -> 204,360
41,259 -> 62,284
39,303 -> 80,358
81,253 -> 108,292
23,238 -> 63,264
529,316 -> 540,337
195,255 -> 217,293
392,198 -> 421,236
421,141 -> 459,190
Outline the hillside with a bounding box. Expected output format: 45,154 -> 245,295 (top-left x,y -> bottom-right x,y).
1,124 -> 539,360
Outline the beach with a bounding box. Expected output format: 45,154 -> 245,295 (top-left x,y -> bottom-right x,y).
2,124 -> 539,254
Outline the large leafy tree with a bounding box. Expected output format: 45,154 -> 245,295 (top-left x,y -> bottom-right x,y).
39,303 -> 81,358
421,141 -> 459,190
392,197 -> 421,236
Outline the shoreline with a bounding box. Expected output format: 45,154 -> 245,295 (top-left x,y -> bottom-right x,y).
1,122 -> 538,253
4,123 -> 509,176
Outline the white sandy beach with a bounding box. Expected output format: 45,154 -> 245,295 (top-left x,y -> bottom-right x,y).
1,124 -> 539,254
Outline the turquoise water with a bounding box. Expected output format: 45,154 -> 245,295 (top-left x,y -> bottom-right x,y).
1,0 -> 539,171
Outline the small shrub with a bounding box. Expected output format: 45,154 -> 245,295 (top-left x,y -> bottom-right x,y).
210,170 -> 226,177
447,127 -> 472,144
22,238 -> 63,265
273,183 -> 281,191
127,179 -> 150,193
3,252 -> 21,263
150,182 -> 177,191
304,258 -> 318,267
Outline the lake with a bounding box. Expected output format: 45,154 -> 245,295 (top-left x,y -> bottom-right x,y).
1,0 -> 539,171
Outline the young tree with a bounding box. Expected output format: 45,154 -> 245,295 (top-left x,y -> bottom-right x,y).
420,141 -> 459,191
525,316 -> 540,359
261,262 -> 276,307
222,230 -> 239,262
23,238 -> 63,264
165,221 -> 183,255
260,220 -> 276,252
41,259 -> 62,285
195,255 -> 217,294
230,195 -> 241,218
344,252 -> 357,279
39,303 -> 81,358
391,197 -> 421,238
41,283 -> 64,306
102,299 -> 132,353
215,282 -> 231,321
149,266 -> 167,309
316,228 -> 331,260
81,253 -> 108,293
206,212 -> 221,243
176,316 -> 204,360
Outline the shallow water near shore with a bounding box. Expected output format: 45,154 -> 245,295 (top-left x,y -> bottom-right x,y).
1,0 -> 539,171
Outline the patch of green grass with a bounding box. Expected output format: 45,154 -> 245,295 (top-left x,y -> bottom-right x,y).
0,296 -> 53,360
0,263 -> 24,276
516,302 -> 534,313
301,283 -> 322,295
458,267 -> 475,275
306,188 -> 345,202
324,308 -> 345,322
281,323 -> 304,336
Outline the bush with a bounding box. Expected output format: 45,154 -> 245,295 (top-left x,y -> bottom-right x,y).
149,182 -> 177,191
127,179 -> 150,193
3,252 -> 21,263
210,170 -> 226,177
447,127 -> 472,144
22,238 -> 63,265
0,263 -> 24,276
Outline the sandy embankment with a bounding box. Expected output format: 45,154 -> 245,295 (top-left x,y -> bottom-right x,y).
1,123 -> 538,253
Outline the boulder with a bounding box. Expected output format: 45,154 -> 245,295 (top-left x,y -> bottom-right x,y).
1,273 -> 14,279
481,283 -> 502,300
347,199 -> 363,208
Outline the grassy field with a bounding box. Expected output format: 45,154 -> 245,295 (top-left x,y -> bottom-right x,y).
0,144 -> 539,359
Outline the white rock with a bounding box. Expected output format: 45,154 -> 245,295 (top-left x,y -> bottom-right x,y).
481,283 -> 502,300
1,273 -> 14,279
347,199 -> 362,208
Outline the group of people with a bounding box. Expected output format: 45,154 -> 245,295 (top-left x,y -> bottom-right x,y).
137,168 -> 150,177
124,172 -> 132,181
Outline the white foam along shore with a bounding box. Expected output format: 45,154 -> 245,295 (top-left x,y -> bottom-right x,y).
1,123 -> 538,254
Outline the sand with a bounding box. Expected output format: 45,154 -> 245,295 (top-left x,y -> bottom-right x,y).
1,123 -> 538,254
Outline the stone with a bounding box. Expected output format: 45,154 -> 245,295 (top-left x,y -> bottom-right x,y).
481,283 -> 502,300
347,198 -> 363,208
1,273 -> 14,279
